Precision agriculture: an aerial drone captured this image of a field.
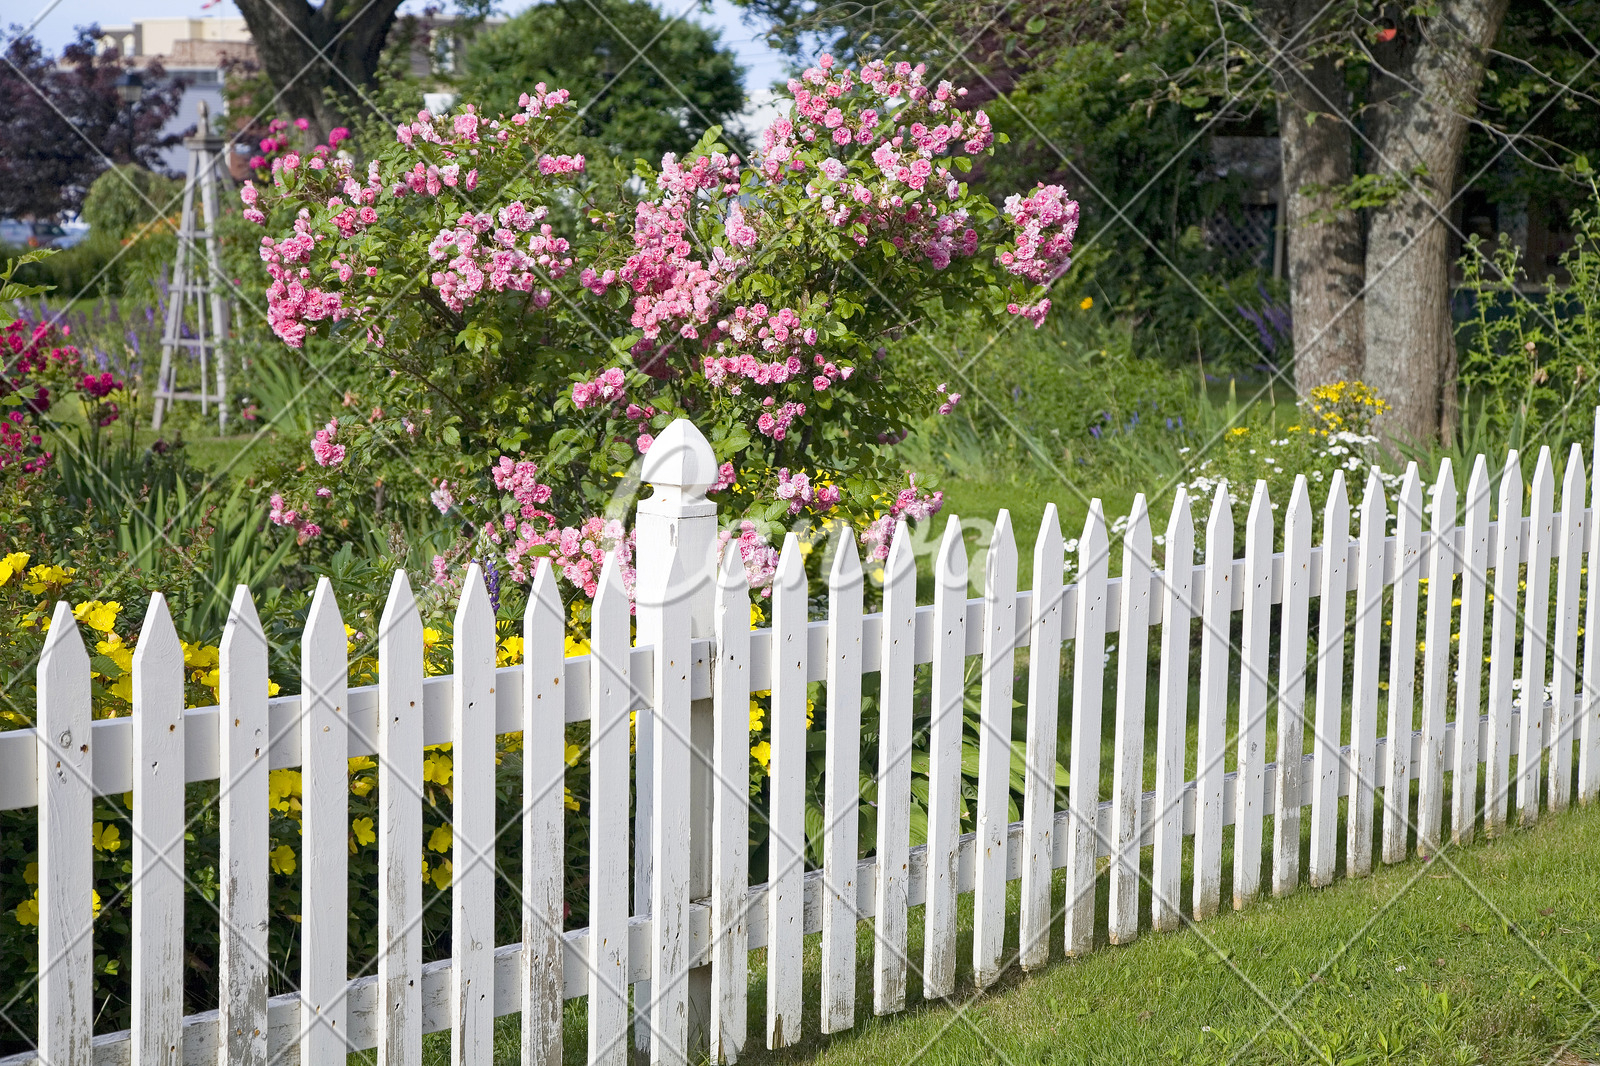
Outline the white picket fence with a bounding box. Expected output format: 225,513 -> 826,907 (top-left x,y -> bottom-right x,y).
5,414 -> 1600,1066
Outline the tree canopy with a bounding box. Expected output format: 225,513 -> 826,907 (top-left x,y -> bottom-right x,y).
0,28 -> 183,219
461,0 -> 748,161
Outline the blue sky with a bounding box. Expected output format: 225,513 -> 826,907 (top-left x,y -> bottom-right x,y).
15,0 -> 795,92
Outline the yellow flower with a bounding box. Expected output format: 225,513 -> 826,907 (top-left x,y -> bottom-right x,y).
564,786 -> 579,811
351,776 -> 376,798
423,627 -> 444,654
427,825 -> 452,853
423,749 -> 454,787
1079,296 -> 1093,310
750,741 -> 772,769
92,822 -> 122,852
23,863 -> 38,885
270,844 -> 297,875
497,634 -> 524,667
15,892 -> 38,926
565,635 -> 591,657
22,563 -> 74,595
269,768 -> 303,815
96,633 -> 133,675
1229,427 -> 1250,438
0,552 -> 31,587
430,859 -> 453,889
73,600 -> 122,634
749,700 -> 765,732
351,817 -> 376,849
564,743 -> 583,767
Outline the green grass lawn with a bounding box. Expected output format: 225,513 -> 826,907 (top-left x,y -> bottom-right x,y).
386,800 -> 1600,1066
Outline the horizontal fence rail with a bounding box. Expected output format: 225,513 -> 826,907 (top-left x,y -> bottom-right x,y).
5,415 -> 1600,1066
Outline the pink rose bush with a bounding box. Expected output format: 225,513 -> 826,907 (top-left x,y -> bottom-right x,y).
248,60 -> 1077,605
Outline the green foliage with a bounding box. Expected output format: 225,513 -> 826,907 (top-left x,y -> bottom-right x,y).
81,164 -> 183,241
461,0 -> 749,161
1458,181 -> 1600,455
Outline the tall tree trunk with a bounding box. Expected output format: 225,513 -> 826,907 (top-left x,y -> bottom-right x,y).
1363,0 -> 1509,444
233,0 -> 406,141
1271,38 -> 1366,391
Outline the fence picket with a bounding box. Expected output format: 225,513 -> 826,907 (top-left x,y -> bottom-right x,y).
1274,477 -> 1312,896
1066,501 -> 1109,954
43,410 -> 1600,1066
711,548 -> 750,1061
648,543 -> 693,1066
452,566 -> 497,1062
1418,462 -> 1457,857
822,531 -> 864,1033
132,595 -> 185,1066
975,510 -> 1017,985
1519,448 -> 1555,826
218,587 -> 269,1066
1382,465 -> 1423,865
1309,472 -> 1349,888
1194,485 -> 1233,919
1348,470 -> 1387,879
1235,482 -> 1273,908
588,554 -> 632,1066
1552,445 -> 1586,813
1585,411 -> 1600,804
522,563 -> 566,1066
924,518 -> 968,998
1487,451 -> 1524,837
1021,504 -> 1064,965
874,522 -> 916,1012
37,601 -> 92,1066
378,572 -> 424,1066
766,536 -> 807,1046
301,579 -> 349,1060
1455,456 -> 1492,843
1152,490 -> 1194,928
1111,495 -> 1152,943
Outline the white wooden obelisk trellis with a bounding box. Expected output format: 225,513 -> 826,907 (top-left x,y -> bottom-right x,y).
152,99 -> 232,433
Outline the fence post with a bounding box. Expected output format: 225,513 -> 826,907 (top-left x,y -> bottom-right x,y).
635,418 -> 720,1058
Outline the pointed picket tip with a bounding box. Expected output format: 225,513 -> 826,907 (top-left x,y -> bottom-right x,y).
221,585 -> 264,650
1533,445 -> 1555,486
774,533 -> 806,593
40,600 -> 89,673
1326,468 -> 1347,508
936,515 -> 968,588
717,540 -> 748,594
1466,454 -> 1490,500
991,508 -> 1015,554
1124,492 -> 1151,552
1036,503 -> 1062,551
1502,448 -> 1523,482
380,569 -> 418,635
829,524 -> 863,589
1565,442 -> 1585,483
304,576 -> 344,643
131,593 -> 181,673
528,557 -> 561,615
1166,487 -> 1193,542
1430,459 -> 1456,523
593,550 -> 629,618
456,562 -> 494,634
1246,479 -> 1272,526
640,418 -> 717,503
1361,466 -> 1386,508
885,519 -> 916,583
1204,481 -> 1232,556
1287,474 -> 1311,517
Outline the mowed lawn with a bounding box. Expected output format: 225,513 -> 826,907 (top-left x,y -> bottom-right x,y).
393,801 -> 1600,1066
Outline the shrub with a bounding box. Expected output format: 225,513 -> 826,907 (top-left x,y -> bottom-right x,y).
243,57 -> 1081,608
